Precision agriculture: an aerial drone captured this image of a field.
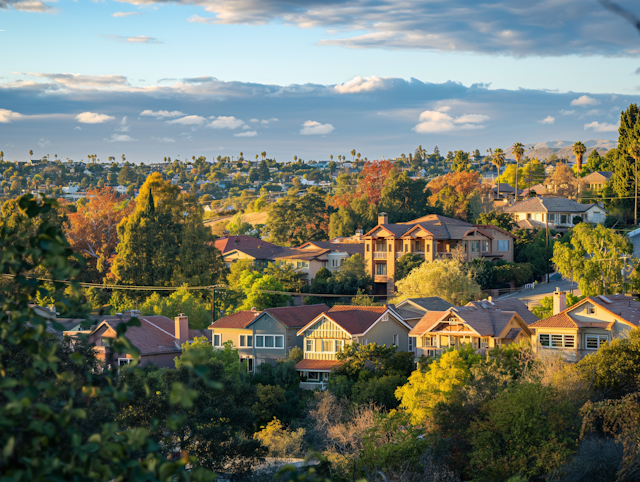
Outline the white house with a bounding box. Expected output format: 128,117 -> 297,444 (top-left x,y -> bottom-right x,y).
504,197 -> 607,231
114,185 -> 127,195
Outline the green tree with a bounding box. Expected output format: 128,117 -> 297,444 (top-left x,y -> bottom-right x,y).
512,142 -> 525,199
394,253 -> 424,281
532,293 -> 583,319
612,104 -> 640,220
328,254 -> 372,295
141,286 -> 211,329
452,150 -> 471,172
476,211 -> 516,232
393,258 -> 481,305
572,141 -> 587,174
237,271 -> 290,311
117,164 -> 136,184
267,192 -> 331,246
492,148 -> 506,199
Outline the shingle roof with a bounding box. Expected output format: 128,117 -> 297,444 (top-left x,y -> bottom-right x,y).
299,241 -> 364,255
400,297 -> 454,312
209,310 -> 260,329
504,197 -> 600,214
504,328 -> 522,339
329,305 -> 387,313
409,311 -> 448,336
214,236 -> 280,254
466,299 -> 539,325
224,244 -> 287,260
520,184 -> 547,196
273,248 -> 328,261
262,304 -> 330,328
582,171 -> 612,183
319,310 -> 383,335
295,359 -> 343,371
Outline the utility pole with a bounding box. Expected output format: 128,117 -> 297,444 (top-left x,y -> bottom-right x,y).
546,215 -> 550,284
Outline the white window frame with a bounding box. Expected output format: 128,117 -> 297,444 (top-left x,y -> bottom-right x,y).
539,333 -> 575,349
118,358 -> 133,366
497,240 -> 509,252
306,339 -> 315,352
585,334 -> 609,350
213,334 -> 221,347
335,340 -> 344,352
254,334 -> 285,349
408,336 -> 416,352
392,334 -> 398,346
481,338 -> 489,349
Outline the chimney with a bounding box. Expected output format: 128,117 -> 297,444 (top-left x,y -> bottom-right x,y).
487,296 -> 493,303
354,228 -> 363,241
553,288 -> 566,315
378,212 -> 388,225
175,313 -> 189,345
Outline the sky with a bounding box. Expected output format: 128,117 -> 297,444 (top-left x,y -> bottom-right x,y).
2,0 -> 640,163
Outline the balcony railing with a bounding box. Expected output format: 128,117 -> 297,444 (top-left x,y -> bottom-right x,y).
300,380 -> 328,391
373,252 -> 387,259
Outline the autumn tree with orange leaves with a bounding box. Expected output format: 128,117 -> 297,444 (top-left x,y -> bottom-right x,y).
427,171 -> 492,222
329,160 -> 396,208
65,187 -> 134,277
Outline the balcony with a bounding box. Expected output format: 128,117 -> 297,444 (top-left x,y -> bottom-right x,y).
373,252 -> 387,259
300,380 -> 328,391
374,275 -> 388,283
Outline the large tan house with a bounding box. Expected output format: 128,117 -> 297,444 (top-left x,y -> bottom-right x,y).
362,213 -> 516,296
529,290 -> 640,362
295,305 -> 412,389
409,301 -> 534,358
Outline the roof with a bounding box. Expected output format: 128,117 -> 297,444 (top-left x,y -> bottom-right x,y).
214,235 -> 281,254
504,328 -> 522,339
466,299 -> 539,325
295,359 -> 343,371
517,219 -> 547,230
398,297 -> 455,312
298,306 -> 389,336
209,310 -> 261,329
520,184 -> 547,196
299,241 -> 364,255
260,304 -> 330,328
273,247 -> 329,261
504,197 -> 604,214
582,171 -> 613,183
448,307 -> 521,337
409,311 -> 448,336
530,294 -> 640,329
97,315 -> 206,355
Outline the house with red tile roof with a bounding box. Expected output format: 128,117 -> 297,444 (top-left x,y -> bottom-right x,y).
64,313 -> 210,369
409,300 -> 533,358
529,289 -> 640,362
295,304 -> 412,389
209,304 -> 329,373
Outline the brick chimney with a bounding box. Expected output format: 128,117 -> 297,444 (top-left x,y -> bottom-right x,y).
378,212 -> 388,225
175,313 -> 189,345
553,288 -> 566,315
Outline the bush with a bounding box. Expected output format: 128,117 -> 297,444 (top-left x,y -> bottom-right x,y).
253,418 -> 306,458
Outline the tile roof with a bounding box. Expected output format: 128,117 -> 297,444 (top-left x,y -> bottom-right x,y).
262,304 -> 330,328
209,310 -> 261,329
504,197 -> 600,214
295,359 -> 343,371
529,312 -> 577,328
214,236 -> 280,254
409,311 -> 448,336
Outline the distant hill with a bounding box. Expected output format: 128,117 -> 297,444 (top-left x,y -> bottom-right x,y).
504,139 -> 617,161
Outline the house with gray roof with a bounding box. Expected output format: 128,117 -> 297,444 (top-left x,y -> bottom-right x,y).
582,171 -> 612,192
361,213 -> 516,297
503,197 -> 607,231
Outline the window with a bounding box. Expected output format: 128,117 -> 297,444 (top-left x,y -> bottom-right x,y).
265,336 -> 274,347
382,313 -> 388,322
548,213 -> 556,222
254,335 -> 284,348
497,240 -> 509,252
367,244 -> 370,252
213,334 -> 221,347
409,336 -> 416,352
118,358 -> 133,366
560,214 -> 567,224
587,307 -> 596,314
275,336 -> 284,348
426,244 -> 430,252
322,340 -> 333,352
239,335 -> 245,347
246,358 -> 254,372
593,212 -> 601,223
388,244 -> 392,252
527,213 -> 532,219
481,338 -> 489,349
335,340 -> 344,352
306,339 -> 315,352
392,334 -> 398,346
471,241 -> 480,253
586,334 -> 609,350
376,263 -> 387,275
247,336 -> 253,347
101,337 -> 113,347
481,241 -> 490,252
539,333 -> 575,348
308,372 -> 319,380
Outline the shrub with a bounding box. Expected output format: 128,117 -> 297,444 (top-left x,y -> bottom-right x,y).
253,418 -> 306,458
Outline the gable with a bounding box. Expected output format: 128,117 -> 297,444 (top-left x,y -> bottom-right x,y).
302,315 -> 351,339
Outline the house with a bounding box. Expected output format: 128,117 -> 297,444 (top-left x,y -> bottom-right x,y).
362,213 -> 516,296
627,228 -> 640,258
114,185 -> 127,195
392,297 -> 455,328
209,304 -> 329,372
504,197 -> 608,231
295,305 -> 413,389
529,289 -> 640,362
582,171 -> 612,191
409,303 -> 533,358
63,313 -> 210,369
491,183 -> 520,200
214,235 -> 285,268
519,183 -> 547,198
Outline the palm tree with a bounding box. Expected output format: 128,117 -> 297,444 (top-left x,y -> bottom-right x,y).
351,149 -> 356,161
492,148 -> 506,201
572,141 -> 587,173
357,153 -> 361,161
330,154 -> 333,161
261,151 -> 266,161
239,152 -> 243,160
0,151 -> 4,161
512,142 -> 525,201
29,150 -> 33,159
294,155 -> 298,162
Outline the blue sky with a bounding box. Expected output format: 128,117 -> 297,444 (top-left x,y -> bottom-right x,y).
2,0 -> 640,163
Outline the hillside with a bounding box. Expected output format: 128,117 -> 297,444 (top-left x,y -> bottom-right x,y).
504,139 -> 616,160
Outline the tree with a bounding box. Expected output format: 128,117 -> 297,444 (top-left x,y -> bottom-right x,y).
393,258 -> 481,305
396,349 -> 475,425
0,194 -> 217,481
476,211 -> 516,232
65,187 -> 134,276
427,171 -> 490,221
492,148 -> 505,199
612,104 -> 640,221
572,141 -> 587,174
236,271 -> 290,311
141,286 -> 211,329
512,142 -> 525,200
548,163 -> 580,199
584,148 -> 613,173
328,254 -> 372,295
267,192 -> 331,246
553,223 -> 632,296
118,164 -> 136,185
379,171 -> 431,222
351,149 -> 356,161
452,150 -> 471,172
394,253 -> 424,281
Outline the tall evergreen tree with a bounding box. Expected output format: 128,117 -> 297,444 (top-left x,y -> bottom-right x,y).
612,104 -> 640,222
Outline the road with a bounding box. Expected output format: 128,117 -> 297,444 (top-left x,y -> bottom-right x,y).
500,279 -> 581,310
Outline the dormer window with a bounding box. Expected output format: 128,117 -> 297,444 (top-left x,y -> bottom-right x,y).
587,307 -> 596,315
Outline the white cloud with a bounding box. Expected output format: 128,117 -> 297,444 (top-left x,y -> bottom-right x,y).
571,95 -> 599,107
234,131 -> 258,137
0,108 -> 24,123
104,35 -> 163,44
76,112 -> 115,124
413,110 -> 489,133
112,11 -> 144,17
539,116 -> 555,124
334,76 -> 390,94
151,136 -> 175,142
140,109 -> 186,118
21,72 -> 128,87
7,1 -> 54,13
435,106 -> 451,113
584,121 -> 619,132
74,126 -> 82,130
166,115 -> 206,125
104,134 -> 137,142
208,116 -> 244,129
300,120 -> 334,135
560,109 -> 576,116
249,118 -> 260,123
38,138 -> 50,148
116,116 -> 130,132
242,125 -> 250,130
